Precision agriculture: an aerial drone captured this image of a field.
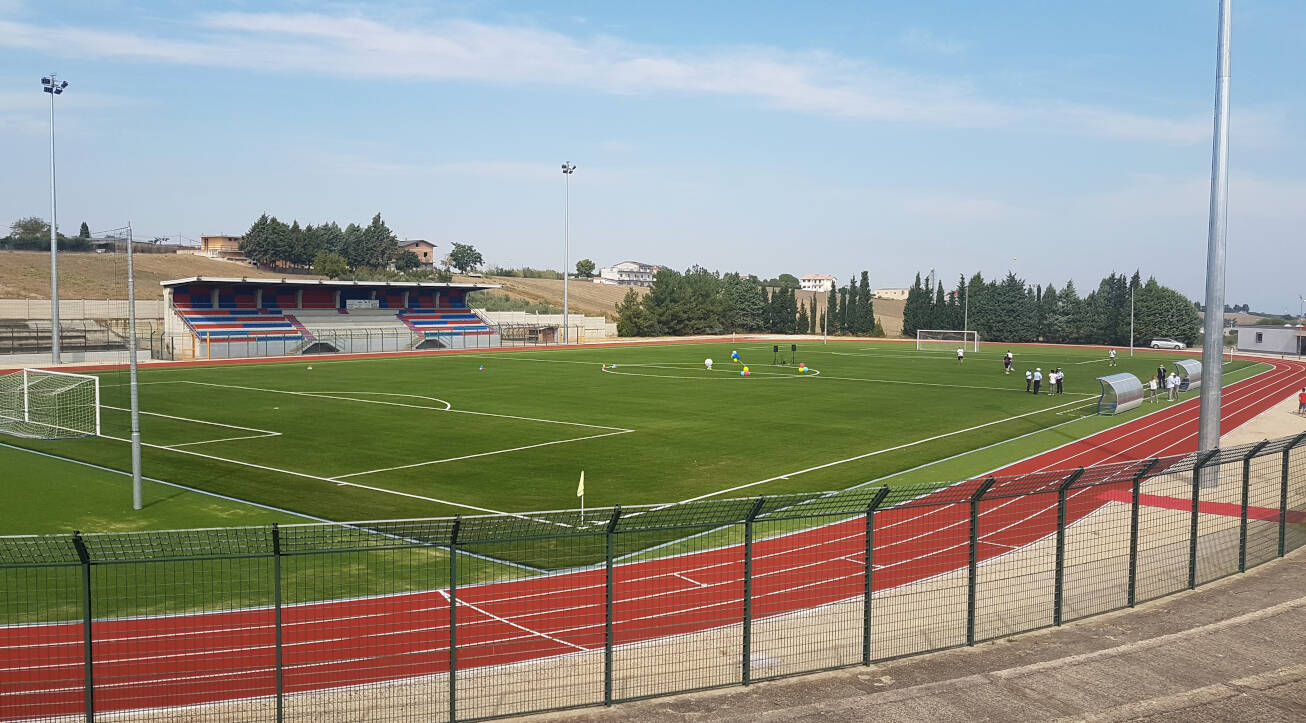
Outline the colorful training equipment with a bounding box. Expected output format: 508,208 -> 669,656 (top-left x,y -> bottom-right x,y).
743,366 -> 749,373
306,365 -> 312,371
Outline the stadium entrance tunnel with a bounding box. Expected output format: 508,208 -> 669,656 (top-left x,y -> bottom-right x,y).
414,338 -> 448,350
301,342 -> 341,354
1096,372 -> 1144,415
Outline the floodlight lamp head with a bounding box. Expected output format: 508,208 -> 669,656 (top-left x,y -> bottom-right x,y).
42,77 -> 52,86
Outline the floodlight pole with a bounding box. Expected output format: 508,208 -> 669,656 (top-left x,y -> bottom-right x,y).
126,224 -> 143,510
561,162 -> 576,344
1198,0 -> 1232,473
1130,287 -> 1135,357
963,287 -> 969,333
43,73 -> 68,364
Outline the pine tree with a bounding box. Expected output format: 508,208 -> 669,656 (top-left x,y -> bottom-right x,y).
826,288 -> 839,335
796,299 -> 809,336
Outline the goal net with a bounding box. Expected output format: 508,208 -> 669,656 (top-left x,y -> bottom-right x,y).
0,369 -> 101,439
916,330 -> 981,352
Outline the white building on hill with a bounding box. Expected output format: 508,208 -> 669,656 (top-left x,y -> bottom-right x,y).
599,261 -> 660,287
800,274 -> 836,292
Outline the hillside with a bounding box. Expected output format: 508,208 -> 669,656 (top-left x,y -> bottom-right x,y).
0,252 -> 907,335
0,250 -> 310,300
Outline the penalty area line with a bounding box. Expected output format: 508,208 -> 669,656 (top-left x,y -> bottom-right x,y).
330,429 -> 635,480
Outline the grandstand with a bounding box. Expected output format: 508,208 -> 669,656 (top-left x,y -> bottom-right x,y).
163,277 -> 501,358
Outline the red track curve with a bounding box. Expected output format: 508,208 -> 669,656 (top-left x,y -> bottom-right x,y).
4,356 -> 1304,720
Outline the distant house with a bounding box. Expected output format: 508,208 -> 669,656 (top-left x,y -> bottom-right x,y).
398,239 -> 437,267
874,288 -> 909,301
599,261 -> 660,287
800,274 -> 836,292
191,235 -> 248,263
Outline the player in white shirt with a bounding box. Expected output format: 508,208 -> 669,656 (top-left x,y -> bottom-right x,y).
1033,368 -> 1043,394
957,347 -> 965,364
1003,351 -> 1013,375
1108,348 -> 1117,367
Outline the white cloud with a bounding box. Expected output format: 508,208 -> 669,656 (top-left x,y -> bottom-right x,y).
0,13 -> 1238,144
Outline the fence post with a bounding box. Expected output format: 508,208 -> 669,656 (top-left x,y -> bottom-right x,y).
448,515 -> 461,723
741,496 -> 766,685
1189,449 -> 1221,589
1282,433 -> 1306,557
71,531 -> 94,723
1128,458 -> 1161,608
1053,468 -> 1085,626
604,506 -> 622,706
862,487 -> 890,666
967,478 -> 997,646
1239,441 -> 1270,572
272,524 -> 284,723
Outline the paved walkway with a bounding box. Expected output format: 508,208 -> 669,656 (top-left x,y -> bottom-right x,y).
536,546 -> 1306,722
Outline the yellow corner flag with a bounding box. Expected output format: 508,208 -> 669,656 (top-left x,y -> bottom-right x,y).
576,470 -> 585,498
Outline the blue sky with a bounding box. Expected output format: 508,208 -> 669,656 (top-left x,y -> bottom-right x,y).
1,1 -> 1303,312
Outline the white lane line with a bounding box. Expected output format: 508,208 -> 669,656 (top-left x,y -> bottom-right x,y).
672,572 -> 709,588
101,405 -> 279,435
331,429 -> 634,480
436,589 -> 590,652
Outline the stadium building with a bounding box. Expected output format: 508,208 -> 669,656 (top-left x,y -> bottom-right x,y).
1235,324 -> 1306,355
162,276 -> 501,359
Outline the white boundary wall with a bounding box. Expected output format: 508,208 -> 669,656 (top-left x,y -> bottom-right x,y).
474,310 -> 616,338
0,299 -> 164,320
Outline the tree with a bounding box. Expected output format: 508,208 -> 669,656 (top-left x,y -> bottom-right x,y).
448,242 -> 484,274
901,273 -> 930,337
312,251 -> 349,279
78,222 -> 90,239
826,285 -> 839,335
776,273 -> 800,289
575,259 -> 596,278
9,217 -> 49,240
395,250 -> 422,271
796,299 -> 809,336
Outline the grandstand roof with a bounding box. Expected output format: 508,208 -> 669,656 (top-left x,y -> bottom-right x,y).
160,276 -> 500,291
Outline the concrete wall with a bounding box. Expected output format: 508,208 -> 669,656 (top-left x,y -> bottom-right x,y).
0,299 -> 164,320
473,310 -> 616,338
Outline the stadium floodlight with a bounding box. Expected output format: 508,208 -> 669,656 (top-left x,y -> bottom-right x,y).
1197,0 -> 1231,480
42,73 -> 68,364
561,162 -> 576,344
917,329 -> 980,352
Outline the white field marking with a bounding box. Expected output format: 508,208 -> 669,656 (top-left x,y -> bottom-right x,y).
100,404 -> 279,435
183,380 -> 630,432
672,572 -> 708,588
93,431 -> 538,520
166,433 -> 281,448
435,588 -> 590,652
330,429 -> 634,480
0,441 -> 325,523
625,395 -> 1092,518
599,366 -> 819,381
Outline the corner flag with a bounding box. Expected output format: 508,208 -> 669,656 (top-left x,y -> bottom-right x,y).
577,471 -> 585,498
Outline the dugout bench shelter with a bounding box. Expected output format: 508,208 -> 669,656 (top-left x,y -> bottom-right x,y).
1173,359 -> 1201,392
1096,373 -> 1144,416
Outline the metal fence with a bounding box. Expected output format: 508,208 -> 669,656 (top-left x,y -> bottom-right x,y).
3,433 -> 1305,722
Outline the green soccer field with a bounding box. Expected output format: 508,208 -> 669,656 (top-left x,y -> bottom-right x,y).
0,340 -> 1266,534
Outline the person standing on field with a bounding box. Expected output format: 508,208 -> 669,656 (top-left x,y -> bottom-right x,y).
1055,368 -> 1065,395
1298,387 -> 1305,415
1157,365 -> 1167,389
1025,369 -> 1033,393
1166,372 -> 1178,401
1148,377 -> 1160,403
1108,348 -> 1117,367
1033,368 -> 1043,395
957,347 -> 965,364
1003,351 -> 1013,374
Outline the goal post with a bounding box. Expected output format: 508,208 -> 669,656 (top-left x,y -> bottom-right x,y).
916,330 -> 981,352
0,369 -> 101,439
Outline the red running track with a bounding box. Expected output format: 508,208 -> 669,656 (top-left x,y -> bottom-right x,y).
4,357 -> 1304,720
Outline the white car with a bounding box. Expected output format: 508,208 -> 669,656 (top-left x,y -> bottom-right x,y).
1150,338 -> 1187,350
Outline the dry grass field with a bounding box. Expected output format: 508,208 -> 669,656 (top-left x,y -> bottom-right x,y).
0,250 -> 305,300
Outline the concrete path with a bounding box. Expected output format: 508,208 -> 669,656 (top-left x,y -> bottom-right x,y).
535,547 -> 1306,722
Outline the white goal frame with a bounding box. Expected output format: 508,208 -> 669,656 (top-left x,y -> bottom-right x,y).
0,368 -> 101,439
916,330 -> 980,352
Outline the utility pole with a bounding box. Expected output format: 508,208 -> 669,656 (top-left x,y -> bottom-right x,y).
1197,0 -> 1233,482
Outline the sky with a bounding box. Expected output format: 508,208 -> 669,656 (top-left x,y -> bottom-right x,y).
1,1 -> 1303,313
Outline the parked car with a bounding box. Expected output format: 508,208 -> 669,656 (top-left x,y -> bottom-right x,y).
1150,338 -> 1187,350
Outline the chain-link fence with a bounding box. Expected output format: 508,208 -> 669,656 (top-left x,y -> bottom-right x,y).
3,433 -> 1305,721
